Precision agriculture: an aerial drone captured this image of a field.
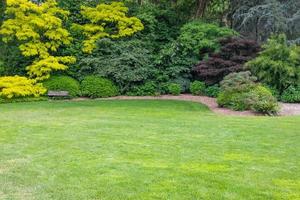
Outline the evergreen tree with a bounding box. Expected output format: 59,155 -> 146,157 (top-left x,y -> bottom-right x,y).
227,0 -> 300,43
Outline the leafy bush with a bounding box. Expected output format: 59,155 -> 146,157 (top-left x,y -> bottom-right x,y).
204,85 -> 220,97
171,77 -> 191,93
217,71 -> 257,110
126,81 -> 159,96
77,39 -> 155,94
263,84 -> 281,100
43,76 -> 80,97
178,21 -> 236,56
245,86 -> 279,115
154,41 -> 198,90
217,72 -> 278,114
247,34 -> 300,93
220,71 -> 257,92
0,76 -> 46,99
168,83 -> 181,95
190,81 -> 205,95
81,76 -> 119,98
217,91 -> 249,111
155,21 -> 236,89
281,86 -> 300,103
193,37 -> 260,84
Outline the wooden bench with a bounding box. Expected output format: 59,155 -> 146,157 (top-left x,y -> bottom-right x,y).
47,91 -> 70,99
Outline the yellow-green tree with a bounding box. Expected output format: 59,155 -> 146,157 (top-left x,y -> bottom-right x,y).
0,0 -> 75,98
74,2 -> 144,53
0,0 -> 76,81
0,76 -> 46,99
0,0 -> 143,99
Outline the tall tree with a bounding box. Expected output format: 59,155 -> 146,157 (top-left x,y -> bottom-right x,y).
73,2 -> 144,54
195,0 -> 210,18
227,0 -> 300,43
0,0 -> 76,81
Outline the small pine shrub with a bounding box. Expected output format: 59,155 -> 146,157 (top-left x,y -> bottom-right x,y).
43,76 -> 80,97
245,86 -> 279,115
204,85 -> 220,97
281,86 -> 300,103
217,72 -> 278,114
168,83 -> 181,95
81,76 -> 119,98
190,81 -> 205,95
220,71 -> 257,92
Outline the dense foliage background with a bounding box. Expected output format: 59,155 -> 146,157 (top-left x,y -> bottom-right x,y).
0,0 -> 299,112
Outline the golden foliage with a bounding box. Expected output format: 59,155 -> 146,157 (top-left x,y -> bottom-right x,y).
73,2 -> 144,53
27,56 -> 76,81
0,0 -> 75,81
0,76 -> 46,99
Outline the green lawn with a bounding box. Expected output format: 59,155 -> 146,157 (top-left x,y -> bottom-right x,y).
0,100 -> 299,200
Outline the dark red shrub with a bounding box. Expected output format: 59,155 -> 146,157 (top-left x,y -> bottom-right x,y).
193,37 -> 261,85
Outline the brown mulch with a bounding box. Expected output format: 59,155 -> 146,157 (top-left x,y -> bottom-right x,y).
278,103 -> 300,116
101,94 -> 300,117
102,95 -> 258,116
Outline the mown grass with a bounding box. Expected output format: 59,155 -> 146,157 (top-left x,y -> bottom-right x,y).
0,100 -> 299,199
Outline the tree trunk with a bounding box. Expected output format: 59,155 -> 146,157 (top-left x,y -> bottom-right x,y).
195,0 -> 210,18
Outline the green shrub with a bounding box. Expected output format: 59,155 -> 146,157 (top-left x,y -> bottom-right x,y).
178,21 -> 236,56
218,85 -> 278,114
43,76 -> 80,97
217,91 -> 249,111
217,72 -> 278,114
127,82 -> 159,96
81,76 -> 119,98
245,86 -> 279,115
263,84 -> 281,100
171,78 -> 191,93
155,21 -> 236,89
247,34 -> 300,93
217,72 -> 257,111
190,81 -> 205,95
281,86 -> 300,103
77,39 -> 155,94
168,83 -> 181,95
220,71 -> 257,92
204,85 -> 220,97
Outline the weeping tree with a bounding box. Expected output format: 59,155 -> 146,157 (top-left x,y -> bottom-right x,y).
227,0 -> 300,43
